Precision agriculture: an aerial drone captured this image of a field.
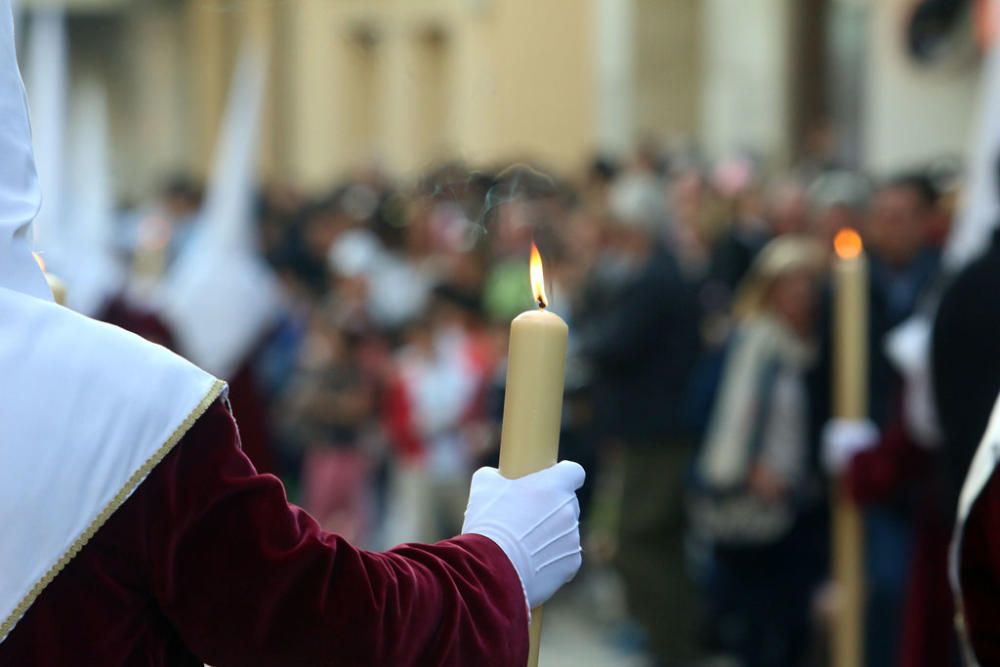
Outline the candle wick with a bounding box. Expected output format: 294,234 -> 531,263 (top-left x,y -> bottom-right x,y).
537,296 -> 546,309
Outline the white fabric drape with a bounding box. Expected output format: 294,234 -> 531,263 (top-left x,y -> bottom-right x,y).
63,78 -> 123,316
0,1 -> 48,300
0,1 -> 222,643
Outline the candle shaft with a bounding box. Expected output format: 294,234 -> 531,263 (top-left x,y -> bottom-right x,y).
832,252 -> 868,667
834,256 -> 869,420
498,308 -> 568,666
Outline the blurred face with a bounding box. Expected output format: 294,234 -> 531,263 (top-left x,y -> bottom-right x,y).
163,192 -> 200,220
768,186 -> 809,236
304,213 -> 340,259
671,171 -> 704,225
322,326 -> 347,360
767,269 -> 817,336
301,317 -> 346,367
869,187 -> 931,268
405,322 -> 434,353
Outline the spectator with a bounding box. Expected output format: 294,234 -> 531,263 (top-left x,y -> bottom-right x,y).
577,170 -> 703,665
280,305 -> 377,544
692,236 -> 826,667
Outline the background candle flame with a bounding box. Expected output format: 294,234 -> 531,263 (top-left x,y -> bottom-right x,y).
834,228 -> 864,260
33,252 -> 46,273
530,242 -> 548,308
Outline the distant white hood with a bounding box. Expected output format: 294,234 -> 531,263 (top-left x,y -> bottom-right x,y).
157,40 -> 282,378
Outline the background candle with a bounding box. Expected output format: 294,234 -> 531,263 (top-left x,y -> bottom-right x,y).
33,252 -> 67,306
831,228 -> 867,667
498,243 -> 568,667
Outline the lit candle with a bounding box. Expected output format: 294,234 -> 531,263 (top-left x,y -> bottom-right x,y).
498,242 -> 568,667
831,228 -> 867,667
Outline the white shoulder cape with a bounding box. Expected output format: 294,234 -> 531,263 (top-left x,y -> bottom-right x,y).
950,391 -> 1000,667
0,287 -> 224,642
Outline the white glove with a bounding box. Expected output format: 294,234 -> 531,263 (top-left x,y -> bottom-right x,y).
822,418 -> 880,475
885,316 -> 942,448
462,461 -> 584,610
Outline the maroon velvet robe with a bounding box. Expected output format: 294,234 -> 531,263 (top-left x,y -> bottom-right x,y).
844,407 -> 956,667
958,466 -> 1000,664
0,399 -> 528,666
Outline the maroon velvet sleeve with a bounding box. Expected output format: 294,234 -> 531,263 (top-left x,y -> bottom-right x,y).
225,362 -> 276,475
138,400 -> 529,666
960,467 -> 1000,663
845,406 -> 931,505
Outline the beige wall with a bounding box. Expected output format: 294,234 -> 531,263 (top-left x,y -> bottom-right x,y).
700,0 -> 795,162
45,0 -> 990,200
486,0 -> 593,171
25,0 -> 481,194
124,5 -> 188,195
22,0 -> 702,198
282,0 -> 594,187
634,0 -> 700,144
862,0 -> 979,174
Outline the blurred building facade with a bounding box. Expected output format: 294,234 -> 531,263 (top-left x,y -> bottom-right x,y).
16,0 -> 988,199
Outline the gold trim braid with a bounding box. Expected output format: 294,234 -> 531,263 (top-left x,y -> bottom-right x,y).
0,379 -> 226,642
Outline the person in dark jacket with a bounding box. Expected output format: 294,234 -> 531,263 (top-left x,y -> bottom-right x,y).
576,170 -> 703,665
933,157 -> 1000,665
934,231 -> 1000,512
809,172 -> 944,667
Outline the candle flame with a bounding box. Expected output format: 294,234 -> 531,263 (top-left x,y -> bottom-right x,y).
834,228 -> 863,260
33,252 -> 46,273
529,242 -> 548,309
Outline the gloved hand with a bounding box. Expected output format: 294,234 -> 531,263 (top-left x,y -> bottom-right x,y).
462,461 -> 584,610
822,418 -> 880,475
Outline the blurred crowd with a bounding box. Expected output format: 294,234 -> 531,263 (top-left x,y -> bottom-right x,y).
109,142 -> 996,667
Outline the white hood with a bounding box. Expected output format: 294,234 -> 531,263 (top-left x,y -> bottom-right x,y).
0,2 -> 224,644
157,39 -> 281,378
945,41 -> 1000,270
63,77 -> 124,316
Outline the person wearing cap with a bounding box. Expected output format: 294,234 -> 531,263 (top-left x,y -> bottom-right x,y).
692,235 -> 826,667
576,169 -> 703,665
0,5 -> 584,665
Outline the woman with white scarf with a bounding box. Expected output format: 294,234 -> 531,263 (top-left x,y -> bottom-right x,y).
691,235 -> 826,667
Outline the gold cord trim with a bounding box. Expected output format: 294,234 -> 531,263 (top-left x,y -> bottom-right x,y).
0,379 -> 226,642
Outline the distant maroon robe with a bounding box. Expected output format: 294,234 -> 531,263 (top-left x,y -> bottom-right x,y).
0,399 -> 528,666
844,407 -> 956,667
98,294 -> 276,474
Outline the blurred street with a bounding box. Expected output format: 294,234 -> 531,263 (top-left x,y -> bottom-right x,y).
541,600 -> 646,667
6,1 -> 1000,665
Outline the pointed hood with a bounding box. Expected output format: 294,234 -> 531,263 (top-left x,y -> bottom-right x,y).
0,0 -> 49,299
64,77 -> 123,316
158,38 -> 281,378
199,43 -> 266,253
945,42 -> 1000,269
24,7 -> 67,264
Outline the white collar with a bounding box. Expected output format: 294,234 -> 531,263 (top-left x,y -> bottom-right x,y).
950,391 -> 1000,667
0,287 -> 224,642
